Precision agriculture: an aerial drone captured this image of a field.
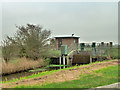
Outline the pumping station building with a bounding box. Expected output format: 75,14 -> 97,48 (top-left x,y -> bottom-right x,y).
54,34 -> 80,50
52,34 -> 114,66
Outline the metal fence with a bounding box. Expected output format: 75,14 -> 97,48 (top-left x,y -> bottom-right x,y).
68,42 -> 118,59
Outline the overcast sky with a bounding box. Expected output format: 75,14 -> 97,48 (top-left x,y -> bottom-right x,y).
1,2 -> 118,44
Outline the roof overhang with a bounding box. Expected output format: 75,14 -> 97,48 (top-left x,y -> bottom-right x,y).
54,35 -> 80,38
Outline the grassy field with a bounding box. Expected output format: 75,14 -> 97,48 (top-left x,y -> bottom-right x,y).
15,65 -> 118,88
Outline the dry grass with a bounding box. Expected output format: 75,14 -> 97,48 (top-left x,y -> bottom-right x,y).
2,58 -> 46,75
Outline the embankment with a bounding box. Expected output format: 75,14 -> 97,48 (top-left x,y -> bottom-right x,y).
2,59 -> 118,88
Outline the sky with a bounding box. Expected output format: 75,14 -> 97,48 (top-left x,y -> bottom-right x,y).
0,1 -> 118,44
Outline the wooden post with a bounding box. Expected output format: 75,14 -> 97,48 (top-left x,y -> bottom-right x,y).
59,56 -> 61,65
90,55 -> 92,63
67,56 -> 69,65
63,55 -> 65,65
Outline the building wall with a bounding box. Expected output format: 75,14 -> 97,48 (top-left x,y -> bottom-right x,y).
55,37 -> 79,50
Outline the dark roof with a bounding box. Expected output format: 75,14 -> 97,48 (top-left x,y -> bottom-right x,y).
54,35 -> 80,38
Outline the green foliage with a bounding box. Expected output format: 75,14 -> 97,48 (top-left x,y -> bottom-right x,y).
48,64 -> 68,67
28,64 -> 68,72
45,49 -> 61,57
29,68 -> 47,72
16,65 -> 118,88
109,48 -> 118,59
8,58 -> 19,63
44,58 -> 51,65
2,24 -> 52,61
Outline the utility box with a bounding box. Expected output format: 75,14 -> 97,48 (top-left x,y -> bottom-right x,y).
80,43 -> 85,51
110,42 -> 113,47
61,45 -> 67,55
92,42 -> 96,48
80,43 -> 85,47
101,42 -> 104,46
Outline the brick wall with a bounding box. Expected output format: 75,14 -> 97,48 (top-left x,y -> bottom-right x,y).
55,37 -> 79,50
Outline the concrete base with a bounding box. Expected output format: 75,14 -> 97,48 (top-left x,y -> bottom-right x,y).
87,82 -> 120,90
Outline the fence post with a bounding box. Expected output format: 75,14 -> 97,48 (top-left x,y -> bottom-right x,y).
59,56 -> 61,65
92,42 -> 96,57
63,55 -> 65,65
67,56 -> 69,65
90,55 -> 92,63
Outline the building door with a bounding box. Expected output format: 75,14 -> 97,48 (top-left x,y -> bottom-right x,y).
58,39 -> 62,50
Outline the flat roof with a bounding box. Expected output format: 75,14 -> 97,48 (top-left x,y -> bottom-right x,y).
54,35 -> 80,38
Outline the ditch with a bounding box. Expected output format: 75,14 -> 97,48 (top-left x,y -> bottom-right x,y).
2,65 -> 69,81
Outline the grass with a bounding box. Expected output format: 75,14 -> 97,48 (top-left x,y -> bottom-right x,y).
15,65 -> 119,88
47,64 -> 68,67
2,59 -> 117,84
109,48 -> 118,59
28,64 -> 68,72
46,49 -> 61,57
2,58 -> 46,75
28,68 -> 47,72
2,64 -> 78,84
46,49 -> 74,57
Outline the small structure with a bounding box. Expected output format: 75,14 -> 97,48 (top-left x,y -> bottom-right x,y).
60,45 -> 67,65
54,34 -> 80,50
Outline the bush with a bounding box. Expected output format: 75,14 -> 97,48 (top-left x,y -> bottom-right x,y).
44,58 -> 51,65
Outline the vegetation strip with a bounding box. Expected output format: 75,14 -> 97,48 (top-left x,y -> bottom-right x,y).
2,59 -> 118,88
2,59 -> 116,83
48,64 -> 68,67
15,65 -> 119,88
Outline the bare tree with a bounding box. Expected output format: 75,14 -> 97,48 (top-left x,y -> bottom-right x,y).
49,38 -> 56,49
2,39 -> 14,62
